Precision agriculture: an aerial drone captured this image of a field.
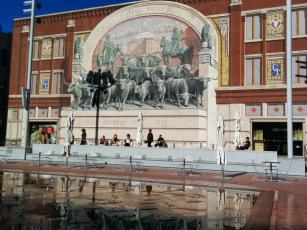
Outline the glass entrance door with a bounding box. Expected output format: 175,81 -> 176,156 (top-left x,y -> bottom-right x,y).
252,122 -> 303,156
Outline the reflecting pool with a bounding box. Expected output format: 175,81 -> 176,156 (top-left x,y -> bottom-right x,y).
0,172 -> 259,229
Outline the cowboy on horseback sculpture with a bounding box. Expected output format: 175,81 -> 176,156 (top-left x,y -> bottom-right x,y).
160,27 -> 194,66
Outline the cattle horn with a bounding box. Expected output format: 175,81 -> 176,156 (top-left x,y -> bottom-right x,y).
208,76 -> 218,80
63,79 -> 72,85
199,75 -> 218,81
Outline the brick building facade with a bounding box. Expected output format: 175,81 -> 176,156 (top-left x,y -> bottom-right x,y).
6,0 -> 307,156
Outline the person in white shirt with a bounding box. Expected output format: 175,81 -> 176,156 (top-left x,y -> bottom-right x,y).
124,134 -> 132,147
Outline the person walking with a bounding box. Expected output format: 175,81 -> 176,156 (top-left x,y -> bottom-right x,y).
80,128 -> 87,145
145,129 -> 154,147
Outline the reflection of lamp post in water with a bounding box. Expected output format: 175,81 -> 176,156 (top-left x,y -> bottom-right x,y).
145,185 -> 152,196
216,114 -> 226,178
92,181 -> 96,203
216,188 -> 226,228
109,182 -> 118,193
233,193 -> 243,230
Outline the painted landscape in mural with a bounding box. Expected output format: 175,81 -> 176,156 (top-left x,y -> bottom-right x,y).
71,16 -> 214,110
92,16 -> 200,72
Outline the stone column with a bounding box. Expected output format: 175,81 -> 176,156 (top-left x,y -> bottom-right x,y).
199,46 -> 219,149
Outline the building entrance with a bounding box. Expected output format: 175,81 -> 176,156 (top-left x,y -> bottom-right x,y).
29,122 -> 58,144
252,122 -> 303,156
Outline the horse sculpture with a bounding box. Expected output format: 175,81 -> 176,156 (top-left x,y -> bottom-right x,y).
160,36 -> 194,66
97,43 -> 122,71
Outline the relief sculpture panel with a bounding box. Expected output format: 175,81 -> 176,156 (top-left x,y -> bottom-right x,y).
70,16 -> 217,111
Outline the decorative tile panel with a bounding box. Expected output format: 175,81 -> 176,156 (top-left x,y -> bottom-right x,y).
266,10 -> 284,39
268,104 -> 285,116
39,72 -> 50,94
245,104 -> 262,116
50,109 -> 59,118
41,38 -> 52,59
230,0 -> 242,6
219,18 -> 229,57
29,109 -> 36,118
22,25 -> 29,33
267,58 -> 284,82
38,109 -> 48,118
67,19 -> 75,28
12,110 -> 19,121
293,104 -> 307,116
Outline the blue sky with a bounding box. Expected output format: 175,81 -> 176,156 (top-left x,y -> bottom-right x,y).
0,0 -> 133,32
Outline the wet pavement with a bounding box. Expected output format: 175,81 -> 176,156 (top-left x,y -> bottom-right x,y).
0,162 -> 306,229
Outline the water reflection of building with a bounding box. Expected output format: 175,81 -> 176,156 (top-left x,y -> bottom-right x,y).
0,173 -> 258,229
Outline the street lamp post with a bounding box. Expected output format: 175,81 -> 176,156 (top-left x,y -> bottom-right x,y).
21,0 -> 37,159
286,0 -> 293,159
89,69 -> 116,145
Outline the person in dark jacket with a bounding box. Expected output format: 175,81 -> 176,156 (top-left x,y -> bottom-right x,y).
155,134 -> 164,147
80,128 -> 87,145
145,129 -> 154,147
238,137 -> 250,150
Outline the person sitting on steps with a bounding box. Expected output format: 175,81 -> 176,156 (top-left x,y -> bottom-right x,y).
111,134 -> 119,146
155,134 -> 164,147
124,134 -> 132,147
238,137 -> 251,150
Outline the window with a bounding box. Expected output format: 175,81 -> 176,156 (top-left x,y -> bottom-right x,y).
32,40 -> 40,60
292,8 -> 307,36
53,37 -> 65,58
292,55 -> 307,84
31,73 -> 38,95
245,58 -> 262,85
51,72 -> 63,94
245,14 -> 262,40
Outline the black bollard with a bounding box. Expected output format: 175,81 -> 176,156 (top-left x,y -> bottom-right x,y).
130,156 -> 132,172
38,152 -> 41,166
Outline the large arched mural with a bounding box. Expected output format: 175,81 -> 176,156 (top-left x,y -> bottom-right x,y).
71,1 -> 219,111
62,1 -> 221,148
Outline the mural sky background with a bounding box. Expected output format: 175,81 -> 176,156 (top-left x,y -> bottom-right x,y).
92,16 -> 201,71
0,0 -> 132,32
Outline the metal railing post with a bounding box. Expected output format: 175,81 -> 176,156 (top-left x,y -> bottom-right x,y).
130,156 -> 132,172
38,152 -> 41,166
85,154 -> 88,168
